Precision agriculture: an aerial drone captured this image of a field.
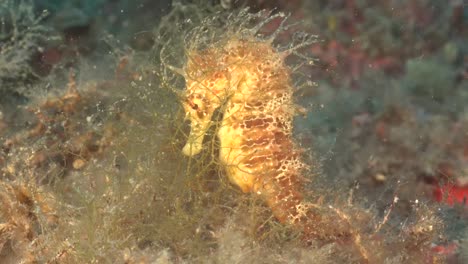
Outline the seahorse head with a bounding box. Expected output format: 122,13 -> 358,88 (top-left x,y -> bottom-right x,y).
181,50 -> 230,156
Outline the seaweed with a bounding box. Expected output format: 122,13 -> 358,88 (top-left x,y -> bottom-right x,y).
0,0 -> 59,97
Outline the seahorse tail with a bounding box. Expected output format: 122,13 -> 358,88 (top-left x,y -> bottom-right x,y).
262,178 -> 305,224
260,176 -> 353,243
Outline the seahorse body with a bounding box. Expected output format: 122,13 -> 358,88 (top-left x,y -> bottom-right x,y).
181,37 -> 309,226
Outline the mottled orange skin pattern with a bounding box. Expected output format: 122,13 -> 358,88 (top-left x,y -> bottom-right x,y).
182,38 -> 308,225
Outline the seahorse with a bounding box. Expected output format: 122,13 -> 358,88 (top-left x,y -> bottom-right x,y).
181,36 -> 307,223
176,10 -> 353,245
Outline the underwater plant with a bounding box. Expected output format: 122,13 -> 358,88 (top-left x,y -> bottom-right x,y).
0,0 -> 58,96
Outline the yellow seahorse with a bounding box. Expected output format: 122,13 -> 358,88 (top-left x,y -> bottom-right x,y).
180,30 -> 314,228
166,7 -> 358,243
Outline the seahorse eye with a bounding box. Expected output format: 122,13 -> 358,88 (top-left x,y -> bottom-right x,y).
187,100 -> 199,110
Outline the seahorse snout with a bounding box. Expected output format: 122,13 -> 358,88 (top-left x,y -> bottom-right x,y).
182,127 -> 205,156
181,91 -> 217,156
